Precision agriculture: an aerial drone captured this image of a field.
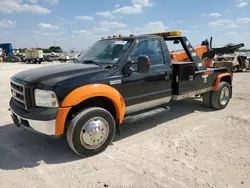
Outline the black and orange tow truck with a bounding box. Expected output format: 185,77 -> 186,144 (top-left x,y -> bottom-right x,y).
9,31 -> 233,157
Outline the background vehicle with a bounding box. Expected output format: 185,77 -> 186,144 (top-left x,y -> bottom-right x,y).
23,49 -> 44,64
9,31 -> 233,157
0,43 -> 21,62
213,54 -> 250,72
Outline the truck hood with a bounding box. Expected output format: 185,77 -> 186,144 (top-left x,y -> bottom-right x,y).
12,63 -> 106,88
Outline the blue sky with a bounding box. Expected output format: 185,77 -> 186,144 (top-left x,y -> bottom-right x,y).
0,0 -> 250,51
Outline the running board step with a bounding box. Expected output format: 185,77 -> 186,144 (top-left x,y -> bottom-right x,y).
123,106 -> 170,124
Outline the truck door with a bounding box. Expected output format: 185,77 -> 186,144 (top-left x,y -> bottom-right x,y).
115,38 -> 172,113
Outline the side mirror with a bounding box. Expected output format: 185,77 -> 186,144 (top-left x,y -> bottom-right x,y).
122,55 -> 150,76
173,40 -> 179,44
137,55 -> 150,73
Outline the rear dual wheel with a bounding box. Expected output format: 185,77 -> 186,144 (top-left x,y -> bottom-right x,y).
66,107 -> 116,157
203,81 -> 231,110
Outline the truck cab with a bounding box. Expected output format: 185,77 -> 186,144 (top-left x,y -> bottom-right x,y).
9,31 -> 233,157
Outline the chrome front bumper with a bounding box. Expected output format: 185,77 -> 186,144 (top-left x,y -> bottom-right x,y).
10,109 -> 56,136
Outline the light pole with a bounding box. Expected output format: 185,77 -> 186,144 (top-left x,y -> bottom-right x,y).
54,40 -> 58,46
69,28 -> 72,52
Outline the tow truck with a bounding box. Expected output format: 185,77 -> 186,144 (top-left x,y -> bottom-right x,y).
9,31 -> 233,157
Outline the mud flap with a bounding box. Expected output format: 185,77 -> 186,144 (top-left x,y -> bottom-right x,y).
230,85 -> 233,98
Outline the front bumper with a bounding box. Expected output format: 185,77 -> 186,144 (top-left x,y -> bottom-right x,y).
9,98 -> 57,136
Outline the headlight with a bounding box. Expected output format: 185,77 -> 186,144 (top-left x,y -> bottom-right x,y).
34,89 -> 59,108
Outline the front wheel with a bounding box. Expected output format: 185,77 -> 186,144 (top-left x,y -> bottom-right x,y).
66,107 -> 116,157
211,81 -> 231,110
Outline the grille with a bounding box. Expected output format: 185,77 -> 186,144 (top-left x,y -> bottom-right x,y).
10,80 -> 28,110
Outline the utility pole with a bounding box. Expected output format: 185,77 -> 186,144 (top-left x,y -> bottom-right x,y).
54,40 -> 58,46
69,28 -> 71,52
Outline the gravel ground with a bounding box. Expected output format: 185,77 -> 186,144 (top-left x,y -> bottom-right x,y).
0,62 -> 249,188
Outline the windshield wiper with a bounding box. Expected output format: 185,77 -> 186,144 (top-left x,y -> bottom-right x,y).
83,60 -> 104,67
72,58 -> 80,63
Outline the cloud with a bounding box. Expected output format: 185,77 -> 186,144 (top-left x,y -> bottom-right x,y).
73,30 -> 89,34
0,20 -> 17,28
96,11 -> 112,18
72,30 -> 92,38
208,19 -> 233,27
244,33 -> 250,35
115,30 -> 132,36
38,23 -> 59,29
224,32 -> 239,36
28,0 -> 59,5
113,4 -> 143,14
224,23 -> 239,28
44,0 -> 59,6
132,0 -> 153,7
0,0 -> 51,14
202,13 -> 207,16
75,16 -> 93,21
209,13 -> 222,17
143,22 -> 167,32
112,0 -> 153,14
235,17 -> 250,24
99,21 -> 127,29
32,30 -> 64,36
135,21 -> 169,34
114,4 -> 120,8
208,17 -> 250,29
236,1 -> 248,7
92,27 -> 109,33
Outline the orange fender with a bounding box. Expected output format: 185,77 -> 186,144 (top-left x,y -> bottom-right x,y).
55,107 -> 71,136
213,73 -> 232,91
55,84 -> 126,136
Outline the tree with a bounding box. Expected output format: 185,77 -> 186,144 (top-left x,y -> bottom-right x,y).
48,46 -> 62,53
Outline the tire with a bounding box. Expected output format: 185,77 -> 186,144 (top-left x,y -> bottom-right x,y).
211,81 -> 231,110
66,107 -> 116,157
202,91 -> 212,107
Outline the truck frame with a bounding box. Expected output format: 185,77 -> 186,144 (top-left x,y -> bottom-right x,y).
9,31 -> 233,157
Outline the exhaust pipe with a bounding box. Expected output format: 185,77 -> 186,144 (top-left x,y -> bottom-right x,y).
210,37 -> 213,50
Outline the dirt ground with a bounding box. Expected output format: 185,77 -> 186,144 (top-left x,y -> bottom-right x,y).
0,62 -> 249,188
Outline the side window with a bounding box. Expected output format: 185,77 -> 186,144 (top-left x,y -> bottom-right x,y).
131,39 -> 164,66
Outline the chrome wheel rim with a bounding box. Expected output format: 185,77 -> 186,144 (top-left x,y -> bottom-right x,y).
220,87 -> 230,105
80,117 -> 109,149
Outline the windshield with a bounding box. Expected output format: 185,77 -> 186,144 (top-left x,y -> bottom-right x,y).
77,38 -> 134,64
